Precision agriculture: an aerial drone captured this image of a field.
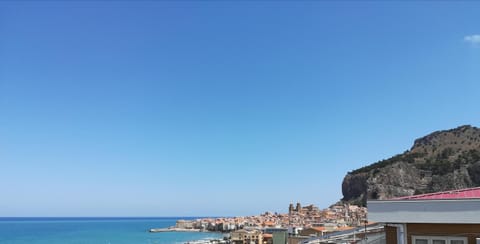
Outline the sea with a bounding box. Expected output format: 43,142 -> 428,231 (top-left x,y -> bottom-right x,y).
0,217 -> 225,244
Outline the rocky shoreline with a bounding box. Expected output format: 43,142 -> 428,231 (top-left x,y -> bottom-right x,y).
149,227 -> 205,233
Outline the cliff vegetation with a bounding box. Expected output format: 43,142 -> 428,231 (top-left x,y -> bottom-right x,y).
342,125 -> 480,206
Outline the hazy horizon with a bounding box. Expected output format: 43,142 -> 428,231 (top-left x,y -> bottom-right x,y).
1,1 -> 479,217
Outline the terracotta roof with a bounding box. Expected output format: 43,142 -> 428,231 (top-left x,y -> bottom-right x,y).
311,227 -> 325,232
263,233 -> 272,238
263,221 -> 275,226
394,187 -> 480,200
335,226 -> 354,231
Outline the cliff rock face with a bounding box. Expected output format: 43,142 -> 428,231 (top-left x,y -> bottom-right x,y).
342,125 -> 480,205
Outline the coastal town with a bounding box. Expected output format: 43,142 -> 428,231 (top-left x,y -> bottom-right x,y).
151,202 -> 368,244
150,186 -> 480,244
149,126 -> 480,244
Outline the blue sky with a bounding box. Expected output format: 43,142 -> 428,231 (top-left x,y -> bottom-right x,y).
0,1 -> 479,217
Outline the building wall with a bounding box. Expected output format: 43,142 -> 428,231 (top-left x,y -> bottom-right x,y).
288,236 -> 310,244
368,199 -> 480,224
230,230 -> 263,244
176,220 -> 194,229
272,231 -> 287,244
406,223 -> 480,244
385,225 -> 398,244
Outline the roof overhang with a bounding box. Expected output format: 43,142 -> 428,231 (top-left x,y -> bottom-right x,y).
368,198 -> 480,224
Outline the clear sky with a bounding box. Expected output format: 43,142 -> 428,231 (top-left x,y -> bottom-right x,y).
0,1 -> 479,217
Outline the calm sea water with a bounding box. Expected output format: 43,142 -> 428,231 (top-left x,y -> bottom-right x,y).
0,217 -> 224,244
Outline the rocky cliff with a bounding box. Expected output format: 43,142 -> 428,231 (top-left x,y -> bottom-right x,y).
342,125 -> 480,205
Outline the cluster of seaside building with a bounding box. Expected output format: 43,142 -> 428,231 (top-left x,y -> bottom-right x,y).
164,203 -> 367,244
156,187 -> 480,243
175,203 -> 366,232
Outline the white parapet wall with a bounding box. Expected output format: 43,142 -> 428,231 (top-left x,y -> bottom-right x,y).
368,198 -> 480,224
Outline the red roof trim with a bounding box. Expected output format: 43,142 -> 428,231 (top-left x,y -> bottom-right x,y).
393,187 -> 480,200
